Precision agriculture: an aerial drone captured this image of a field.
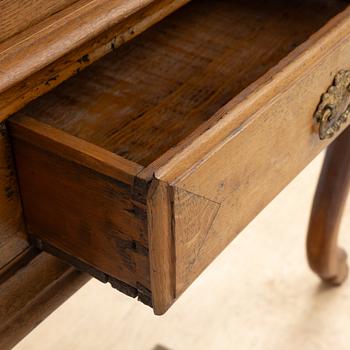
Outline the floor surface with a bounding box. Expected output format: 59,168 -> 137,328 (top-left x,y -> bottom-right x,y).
14,152 -> 350,350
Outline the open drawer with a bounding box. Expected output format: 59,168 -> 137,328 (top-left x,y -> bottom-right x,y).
7,0 -> 350,314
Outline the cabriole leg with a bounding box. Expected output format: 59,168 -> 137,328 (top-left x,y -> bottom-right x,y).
307,126 -> 350,285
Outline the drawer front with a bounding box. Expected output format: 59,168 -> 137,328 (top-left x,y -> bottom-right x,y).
147,8 -> 350,313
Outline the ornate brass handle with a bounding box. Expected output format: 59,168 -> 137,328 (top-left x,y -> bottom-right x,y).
314,70 -> 350,140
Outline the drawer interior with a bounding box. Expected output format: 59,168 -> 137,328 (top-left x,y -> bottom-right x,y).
21,0 -> 347,167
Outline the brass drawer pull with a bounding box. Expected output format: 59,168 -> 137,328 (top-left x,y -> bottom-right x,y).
314,70 -> 350,140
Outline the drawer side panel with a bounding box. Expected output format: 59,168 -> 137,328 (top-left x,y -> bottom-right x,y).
10,136 -> 150,292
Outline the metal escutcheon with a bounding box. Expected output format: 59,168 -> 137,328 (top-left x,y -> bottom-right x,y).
314,70 -> 350,140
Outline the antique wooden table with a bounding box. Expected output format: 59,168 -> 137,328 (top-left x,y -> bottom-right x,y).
1,0 -> 350,348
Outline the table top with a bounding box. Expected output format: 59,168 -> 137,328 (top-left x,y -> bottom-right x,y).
0,0 -> 190,122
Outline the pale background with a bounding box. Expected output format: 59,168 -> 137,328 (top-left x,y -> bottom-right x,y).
14,152 -> 350,350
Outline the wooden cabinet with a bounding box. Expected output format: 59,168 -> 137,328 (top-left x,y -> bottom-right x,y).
6,0 -> 350,315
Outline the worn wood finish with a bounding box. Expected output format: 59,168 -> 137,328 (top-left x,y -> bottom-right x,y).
307,126 -> 350,285
23,0 -> 346,166
148,0 -> 350,312
8,116 -> 150,293
147,180 -> 175,314
0,0 -> 191,121
8,0 -> 350,315
0,1 -> 194,338
0,117 -> 90,349
0,0 -> 78,43
0,252 -> 90,350
10,115 -> 142,185
0,122 -> 88,347
0,123 -> 27,273
155,11 -> 350,306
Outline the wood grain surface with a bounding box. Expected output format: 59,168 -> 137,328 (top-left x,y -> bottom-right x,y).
0,252 -> 90,350
7,0 -> 350,315
11,0 -> 350,314
147,180 -> 175,314
156,4 -> 350,304
9,133 -> 150,291
0,125 -> 89,349
0,124 -> 88,349
0,0 -> 185,340
0,0 -> 78,43
23,0 -> 345,166
0,0 -> 191,121
0,123 -> 27,272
